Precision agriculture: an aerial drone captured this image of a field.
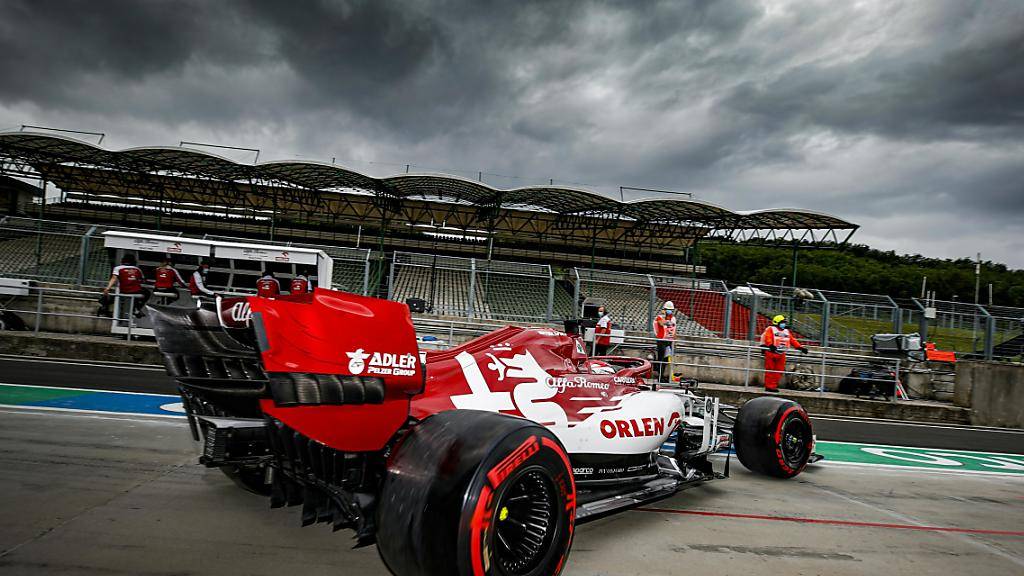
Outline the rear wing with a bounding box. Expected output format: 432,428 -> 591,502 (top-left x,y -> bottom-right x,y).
248,288 -> 423,452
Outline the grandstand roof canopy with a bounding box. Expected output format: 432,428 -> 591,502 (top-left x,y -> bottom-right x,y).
0,131 -> 857,246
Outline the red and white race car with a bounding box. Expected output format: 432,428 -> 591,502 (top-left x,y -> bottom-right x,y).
150,289 -> 816,576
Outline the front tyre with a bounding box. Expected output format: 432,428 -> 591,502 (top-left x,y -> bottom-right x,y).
734,397 -> 813,478
377,410 -> 576,576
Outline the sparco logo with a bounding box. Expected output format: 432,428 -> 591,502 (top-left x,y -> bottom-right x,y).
346,349 -> 417,376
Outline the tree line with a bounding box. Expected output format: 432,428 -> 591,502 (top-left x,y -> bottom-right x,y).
698,241 -> 1024,308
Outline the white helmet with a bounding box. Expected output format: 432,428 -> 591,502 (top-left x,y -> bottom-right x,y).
663,301 -> 675,311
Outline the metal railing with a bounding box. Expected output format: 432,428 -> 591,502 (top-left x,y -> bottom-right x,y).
3,217 -> 1022,361
0,283 -> 942,403
389,252 -> 561,322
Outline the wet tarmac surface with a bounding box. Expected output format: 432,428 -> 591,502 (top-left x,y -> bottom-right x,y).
1,408 -> 1022,576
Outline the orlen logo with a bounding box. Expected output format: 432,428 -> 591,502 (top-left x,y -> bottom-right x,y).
346,349 -> 417,376
600,412 -> 681,439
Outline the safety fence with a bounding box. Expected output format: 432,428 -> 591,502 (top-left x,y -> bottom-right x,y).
0,284 -> 972,403
0,216 -> 174,287
404,317 -> 912,400
388,252 -> 572,323
907,298 -> 1024,360
0,217 -> 373,295
2,216 -> 1021,361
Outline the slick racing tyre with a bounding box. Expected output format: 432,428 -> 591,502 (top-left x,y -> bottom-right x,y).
734,396 -> 813,479
220,465 -> 271,496
377,410 -> 576,576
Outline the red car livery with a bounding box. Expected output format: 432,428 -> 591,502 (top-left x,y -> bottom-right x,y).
149,288 -> 816,576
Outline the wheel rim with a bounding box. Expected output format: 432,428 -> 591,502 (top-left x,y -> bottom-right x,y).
780,417 -> 810,468
493,467 -> 558,575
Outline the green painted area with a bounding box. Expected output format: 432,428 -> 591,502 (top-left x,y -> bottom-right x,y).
816,440 -> 1024,475
0,384 -> 91,406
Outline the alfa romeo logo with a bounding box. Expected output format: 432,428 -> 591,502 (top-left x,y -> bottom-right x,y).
346,348 -> 370,374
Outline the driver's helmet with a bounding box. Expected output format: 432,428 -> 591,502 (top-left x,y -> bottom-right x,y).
587,360 -> 616,375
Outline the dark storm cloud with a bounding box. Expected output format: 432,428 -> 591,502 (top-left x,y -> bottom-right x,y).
720,28 -> 1024,141
0,1 -> 264,106
0,0 -> 1021,265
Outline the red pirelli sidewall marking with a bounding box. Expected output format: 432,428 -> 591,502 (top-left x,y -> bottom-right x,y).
487,436 -> 540,489
470,484 -> 493,576
773,406 -> 808,475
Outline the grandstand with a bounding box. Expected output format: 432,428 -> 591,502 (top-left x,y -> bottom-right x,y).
0,217 -> 153,286
388,253 -> 578,323
0,131 -> 857,278
573,269 -> 715,336
653,278 -> 741,339
390,253 -> 482,318
6,129 -> 1015,359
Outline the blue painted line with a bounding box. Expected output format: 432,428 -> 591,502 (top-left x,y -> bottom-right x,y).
0,383 -> 185,418
31,392 -> 183,416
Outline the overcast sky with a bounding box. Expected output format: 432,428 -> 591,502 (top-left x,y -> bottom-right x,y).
1,0 -> 1021,266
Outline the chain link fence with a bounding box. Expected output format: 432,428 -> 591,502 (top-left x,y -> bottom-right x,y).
740,284 -> 826,346
389,252 -> 560,323
572,268 -> 654,332
3,217 -> 1022,361
651,275 -> 730,338
0,216 -> 182,286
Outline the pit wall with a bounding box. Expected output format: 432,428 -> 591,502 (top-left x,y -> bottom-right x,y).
956,361 -> 1024,428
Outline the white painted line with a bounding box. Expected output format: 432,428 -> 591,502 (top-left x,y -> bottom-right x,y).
818,439 -> 1024,458
811,481 -> 1024,569
810,414 -> 1024,434
0,405 -> 184,421
812,459 -> 1024,479
0,354 -> 164,371
0,382 -> 178,398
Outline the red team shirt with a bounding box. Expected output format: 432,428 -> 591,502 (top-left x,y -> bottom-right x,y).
112,265 -> 145,293
256,276 -> 281,297
189,270 -> 213,296
154,267 -> 185,290
290,276 -> 310,294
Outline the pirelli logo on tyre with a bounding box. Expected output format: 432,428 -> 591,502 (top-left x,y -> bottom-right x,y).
487,436 -> 539,488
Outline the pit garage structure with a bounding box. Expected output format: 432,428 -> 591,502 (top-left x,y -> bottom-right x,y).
100,230 -> 333,338
0,130 -> 858,290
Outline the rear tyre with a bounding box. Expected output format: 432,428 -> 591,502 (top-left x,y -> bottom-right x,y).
734,397 -> 813,478
377,410 -> 576,576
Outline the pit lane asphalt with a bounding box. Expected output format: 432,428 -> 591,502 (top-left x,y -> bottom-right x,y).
0,408 -> 1021,576
2,355 -> 1022,454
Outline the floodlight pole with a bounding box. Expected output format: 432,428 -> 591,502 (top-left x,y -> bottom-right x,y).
21,125 -> 105,145
179,141 -> 260,163
619,186 -> 693,200
791,241 -> 799,287
974,252 -> 981,304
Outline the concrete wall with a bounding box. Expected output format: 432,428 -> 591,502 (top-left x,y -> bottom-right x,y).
958,360 -> 1024,427
674,351 -> 851,390
0,330 -> 161,364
